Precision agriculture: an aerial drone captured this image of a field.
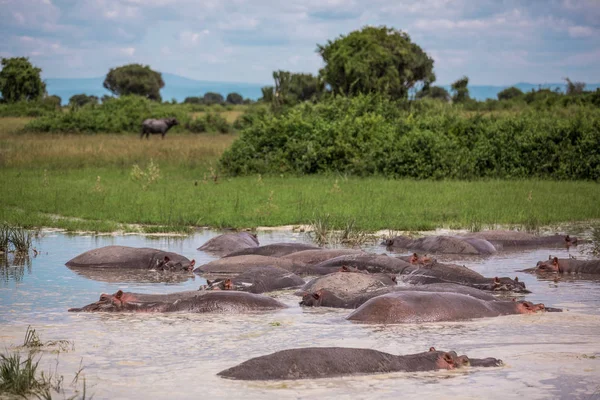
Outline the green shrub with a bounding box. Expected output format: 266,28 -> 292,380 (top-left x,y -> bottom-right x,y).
186,112 -> 231,134
24,95 -> 191,134
220,94 -> 600,180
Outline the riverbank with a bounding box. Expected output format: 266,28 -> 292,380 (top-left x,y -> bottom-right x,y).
2,117 -> 600,234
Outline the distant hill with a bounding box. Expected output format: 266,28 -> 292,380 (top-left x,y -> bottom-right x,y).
45,73 -> 267,104
43,73 -> 600,104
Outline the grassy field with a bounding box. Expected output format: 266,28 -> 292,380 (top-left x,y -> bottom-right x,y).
2,117 -> 600,234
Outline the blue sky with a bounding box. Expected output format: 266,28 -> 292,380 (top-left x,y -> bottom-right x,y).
1,0 -> 599,85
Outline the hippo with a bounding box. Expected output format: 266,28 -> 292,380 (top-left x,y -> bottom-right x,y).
308,254 -> 414,275
298,270 -> 397,299
280,249 -> 366,266
223,243 -> 321,258
193,255 -> 305,275
398,260 -> 528,293
300,283 -> 500,309
197,232 -> 259,257
521,256 -> 600,275
68,290 -> 287,313
462,230 -> 579,250
309,254 -> 527,293
384,235 -> 497,255
217,347 -> 503,380
346,291 -> 561,324
199,266 -> 305,293
141,118 -> 179,139
65,246 -> 195,272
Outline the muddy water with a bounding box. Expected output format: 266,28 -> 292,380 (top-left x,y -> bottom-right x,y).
1,229 -> 599,400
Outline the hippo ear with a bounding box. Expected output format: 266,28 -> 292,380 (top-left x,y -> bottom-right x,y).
552,257 -> 559,265
312,292 -> 321,300
514,276 -> 519,283
190,259 -> 195,267
493,277 -> 500,284
164,256 -> 170,262
115,290 -> 124,300
207,280 -> 213,285
429,347 -> 436,352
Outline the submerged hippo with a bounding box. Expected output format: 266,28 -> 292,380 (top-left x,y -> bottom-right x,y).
193,255 -> 305,275
462,230 -> 579,250
384,235 -> 497,255
200,266 -> 305,293
141,118 -> 179,139
223,243 -> 321,258
521,257 -> 600,275
68,290 -> 287,313
65,246 -> 195,272
309,254 -> 414,275
197,232 -> 259,257
217,347 -> 503,380
298,270 -> 397,299
300,283 -> 499,309
280,249 -> 366,266
399,260 -> 528,293
346,291 -> 561,324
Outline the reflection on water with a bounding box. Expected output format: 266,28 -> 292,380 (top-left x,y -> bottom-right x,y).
0,228 -> 599,400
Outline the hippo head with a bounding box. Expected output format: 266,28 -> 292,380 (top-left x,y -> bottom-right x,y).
68,290 -> 144,312
155,256 -> 195,272
201,278 -> 236,291
299,289 -> 330,307
483,276 -> 530,293
534,257 -> 561,273
514,300 -> 547,314
409,253 -> 432,265
428,347 -> 503,369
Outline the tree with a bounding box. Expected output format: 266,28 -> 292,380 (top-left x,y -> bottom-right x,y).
203,92 -> 224,105
497,86 -> 523,101
183,96 -> 203,104
564,77 -> 586,95
103,64 -> 164,101
226,92 -> 244,105
43,95 -> 62,109
69,94 -> 99,107
416,85 -> 450,101
260,86 -> 274,103
451,76 -> 470,103
0,57 -> 46,103
272,70 -> 324,107
317,26 -> 435,100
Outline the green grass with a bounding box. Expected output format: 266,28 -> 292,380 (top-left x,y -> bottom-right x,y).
2,116 -> 600,233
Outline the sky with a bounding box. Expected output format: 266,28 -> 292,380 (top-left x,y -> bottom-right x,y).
1,0 -> 599,85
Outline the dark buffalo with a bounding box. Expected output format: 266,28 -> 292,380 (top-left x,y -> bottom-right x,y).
141,118 -> 179,139
217,347 -> 503,380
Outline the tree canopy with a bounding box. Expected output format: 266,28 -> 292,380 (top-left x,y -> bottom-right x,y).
497,86 -> 523,101
103,64 -> 164,101
272,70 -> 324,107
226,92 -> 244,105
0,57 -> 46,103
451,76 -> 470,103
416,85 -> 450,102
317,26 -> 435,100
69,94 -> 99,107
203,92 -> 224,105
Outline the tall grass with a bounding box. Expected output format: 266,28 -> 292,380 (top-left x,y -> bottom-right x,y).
0,327 -> 88,399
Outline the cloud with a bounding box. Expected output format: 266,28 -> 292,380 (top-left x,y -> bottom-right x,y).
568,25 -> 594,38
1,0 -> 598,84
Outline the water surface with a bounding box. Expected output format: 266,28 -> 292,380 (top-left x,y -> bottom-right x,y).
1,229 -> 599,399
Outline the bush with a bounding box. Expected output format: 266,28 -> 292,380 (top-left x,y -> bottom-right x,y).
186,112 -> 231,134
24,95 -> 190,134
0,100 -> 60,117
220,94 -> 600,180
